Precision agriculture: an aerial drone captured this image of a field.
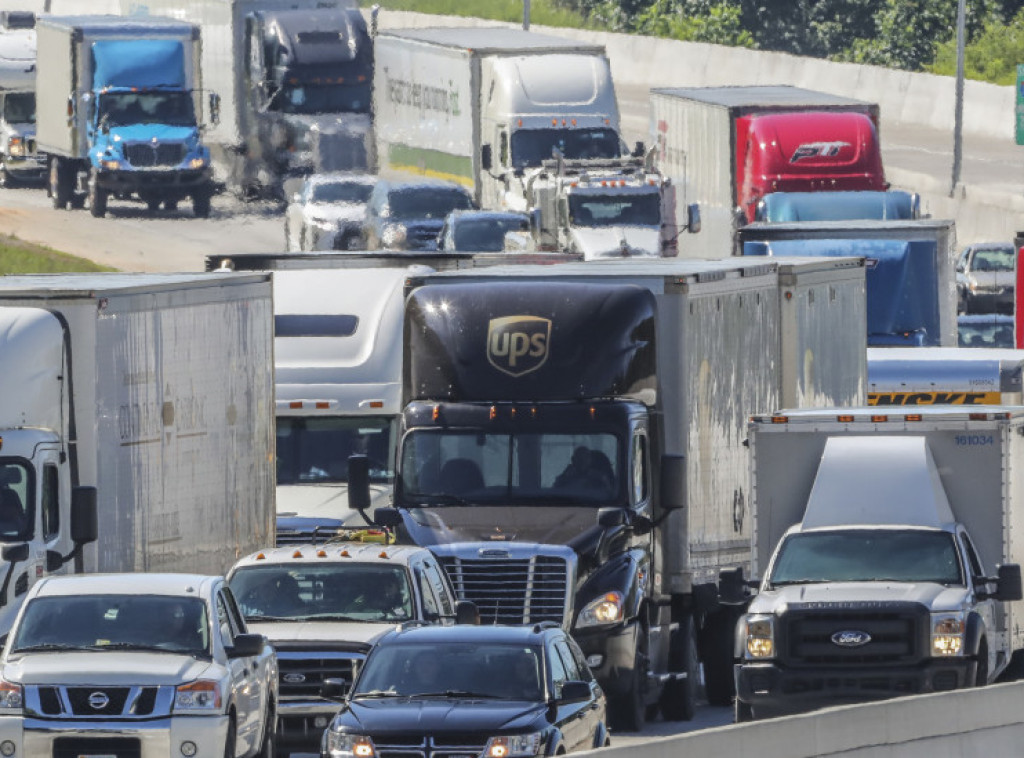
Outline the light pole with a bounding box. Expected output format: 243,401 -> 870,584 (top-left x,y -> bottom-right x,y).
951,0 -> 966,196
523,0 -> 531,30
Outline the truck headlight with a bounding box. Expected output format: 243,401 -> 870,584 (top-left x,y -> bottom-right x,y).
189,156 -> 207,169
576,592 -> 623,628
484,733 -> 542,758
7,137 -> 25,158
174,680 -> 222,712
325,732 -> 375,758
931,612 -> 966,656
100,159 -> 122,171
0,678 -> 23,713
742,614 -> 775,660
381,223 -> 407,247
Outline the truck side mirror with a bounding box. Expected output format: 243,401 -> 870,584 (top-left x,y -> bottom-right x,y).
686,203 -> 701,234
45,550 -> 64,572
597,507 -> 626,527
322,677 -> 347,699
455,600 -> 479,625
995,564 -> 1023,601
208,92 -> 221,125
632,141 -> 645,158
529,207 -> 542,236
347,455 -> 370,511
226,632 -> 265,658
658,454 -> 686,510
719,567 -> 753,605
373,507 -> 402,529
71,486 -> 98,545
481,144 -> 492,172
0,543 -> 28,564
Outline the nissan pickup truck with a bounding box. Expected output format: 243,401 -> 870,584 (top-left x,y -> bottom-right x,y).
0,572 -> 278,758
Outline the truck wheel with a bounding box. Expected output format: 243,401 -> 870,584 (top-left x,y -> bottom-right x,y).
146,198 -> 162,212
701,608 -> 738,706
223,712 -> 236,758
164,199 -> 179,211
193,189 -> 212,219
609,628 -> 648,733
49,157 -> 71,210
975,638 -> 989,686
659,615 -> 699,721
256,700 -> 277,758
734,697 -> 754,723
88,170 -> 108,218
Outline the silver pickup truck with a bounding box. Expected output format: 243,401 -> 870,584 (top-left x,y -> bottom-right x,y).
0,572 -> 278,758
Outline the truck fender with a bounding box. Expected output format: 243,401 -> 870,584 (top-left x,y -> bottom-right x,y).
575,549 -> 647,624
964,612 -> 986,658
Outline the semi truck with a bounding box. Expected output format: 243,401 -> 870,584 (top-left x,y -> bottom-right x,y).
650,86 -> 885,258
728,407 -> 1024,720
0,11 -> 43,188
754,190 -> 920,223
348,256 -> 867,730
120,0 -> 371,199
373,27 -> 629,212
868,347 -> 1024,406
0,272 -> 275,636
274,265 -> 430,545
35,15 -> 214,217
741,218 -> 958,347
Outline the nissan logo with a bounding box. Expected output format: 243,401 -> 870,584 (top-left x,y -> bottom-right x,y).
831,630 -> 872,648
88,691 -> 110,710
283,673 -> 306,684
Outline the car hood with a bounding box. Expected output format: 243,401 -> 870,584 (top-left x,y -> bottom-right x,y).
748,581 -> 971,614
247,621 -> 389,648
276,482 -> 390,523
569,226 -> 661,259
966,271 -> 1015,288
341,697 -> 547,733
3,652 -> 216,685
304,203 -> 367,224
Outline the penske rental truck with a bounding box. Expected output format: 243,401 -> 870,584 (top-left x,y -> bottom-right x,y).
348,257 -> 866,730
0,273 -> 275,636
729,407 -> 1024,721
868,347 -> 1024,406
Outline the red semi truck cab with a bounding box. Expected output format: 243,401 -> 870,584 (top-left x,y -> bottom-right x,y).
736,110 -> 886,223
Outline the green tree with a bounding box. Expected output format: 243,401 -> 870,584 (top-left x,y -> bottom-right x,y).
634,0 -> 756,45
930,6 -> 1024,82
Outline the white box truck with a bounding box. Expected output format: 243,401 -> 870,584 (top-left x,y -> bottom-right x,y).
0,11 -> 44,188
728,407 -> 1024,721
350,256 -> 866,730
373,27 -> 629,212
0,272 -> 275,635
120,0 -> 370,199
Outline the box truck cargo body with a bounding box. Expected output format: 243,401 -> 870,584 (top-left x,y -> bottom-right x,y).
0,273 -> 275,634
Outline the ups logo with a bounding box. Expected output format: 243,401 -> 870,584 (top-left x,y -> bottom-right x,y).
487,316 -> 551,377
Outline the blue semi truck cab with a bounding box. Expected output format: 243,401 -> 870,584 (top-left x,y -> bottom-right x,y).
35,15 -> 214,218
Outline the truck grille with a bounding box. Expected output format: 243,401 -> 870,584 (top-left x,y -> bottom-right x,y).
782,604 -> 926,666
276,650 -> 363,699
124,143 -> 186,168
53,737 -> 140,758
275,526 -> 341,546
31,685 -> 164,717
373,734 -> 488,758
440,554 -> 570,626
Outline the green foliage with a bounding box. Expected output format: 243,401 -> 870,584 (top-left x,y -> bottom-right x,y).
634,0 -> 756,46
930,6 -> 1024,83
0,235 -> 115,274
375,0 -> 590,28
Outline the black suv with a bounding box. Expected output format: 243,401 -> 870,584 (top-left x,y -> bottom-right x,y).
320,623 -> 609,757
364,179 -> 475,251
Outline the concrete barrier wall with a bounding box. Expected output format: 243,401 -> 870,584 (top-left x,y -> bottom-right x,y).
597,682 -> 1024,757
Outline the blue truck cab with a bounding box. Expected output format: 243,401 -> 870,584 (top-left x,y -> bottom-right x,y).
35,16 -> 215,218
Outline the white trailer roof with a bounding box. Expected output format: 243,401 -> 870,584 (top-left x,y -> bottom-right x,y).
650,85 -> 873,109
378,26 -> 605,55
801,436 -> 954,530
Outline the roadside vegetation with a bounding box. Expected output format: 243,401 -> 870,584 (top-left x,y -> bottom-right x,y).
0,234 -> 115,274
377,0 -> 1024,84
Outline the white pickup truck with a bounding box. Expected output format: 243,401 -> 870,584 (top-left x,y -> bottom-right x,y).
0,572 -> 279,758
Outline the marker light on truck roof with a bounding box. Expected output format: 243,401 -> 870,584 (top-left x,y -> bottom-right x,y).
871,415 -> 888,423
837,415 -> 854,423
255,553 -> 266,560
770,416 -> 788,424
317,550 -> 328,558
292,550 -> 303,559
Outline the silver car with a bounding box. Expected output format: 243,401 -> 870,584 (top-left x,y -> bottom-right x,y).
284,173 -> 377,251
956,242 -> 1015,315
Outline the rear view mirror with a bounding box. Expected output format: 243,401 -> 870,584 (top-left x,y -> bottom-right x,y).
995,564 -> 1023,601
71,487 -> 98,545
348,455 -> 370,511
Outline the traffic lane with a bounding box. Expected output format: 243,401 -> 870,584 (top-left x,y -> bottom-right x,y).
0,184 -> 285,272
610,703 -> 734,746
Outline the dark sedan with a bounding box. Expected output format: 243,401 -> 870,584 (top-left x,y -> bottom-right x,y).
321,623 -> 609,758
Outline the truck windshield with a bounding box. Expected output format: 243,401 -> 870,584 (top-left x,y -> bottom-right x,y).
511,128 -> 621,168
355,641 -> 543,700
229,564 -> 413,622
568,191 -> 661,227
277,416 -> 392,484
97,91 -> 196,128
271,82 -> 372,115
11,595 -> 210,656
2,92 -> 35,124
387,188 -> 473,221
769,529 -> 964,586
0,461 -> 30,542
400,430 -> 621,505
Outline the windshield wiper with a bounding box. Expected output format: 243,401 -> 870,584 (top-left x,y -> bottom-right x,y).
411,690 -> 501,699
409,494 -> 470,507
11,643 -> 84,653
244,614 -> 297,622
352,690 -> 400,699
768,579 -> 832,587
302,614 -> 365,622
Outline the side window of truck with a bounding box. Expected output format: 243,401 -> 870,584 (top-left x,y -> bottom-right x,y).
423,561 -> 454,616
216,592 -> 241,645
961,533 -> 985,580
416,567 -> 441,618
632,433 -> 649,505
42,464 -> 59,542
500,131 -> 509,167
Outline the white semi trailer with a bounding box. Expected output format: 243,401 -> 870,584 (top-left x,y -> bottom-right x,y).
0,273 -> 275,634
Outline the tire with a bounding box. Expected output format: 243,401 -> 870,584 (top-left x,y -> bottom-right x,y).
0,163 -> 10,189
256,700 -> 277,758
701,609 -> 738,706
223,712 -> 236,758
88,169 -> 108,218
659,615 -> 699,721
49,157 -> 71,210
609,626 -> 648,733
734,697 -> 754,723
975,638 -> 989,687
146,198 -> 162,212
193,189 -> 212,219
164,199 -> 178,211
